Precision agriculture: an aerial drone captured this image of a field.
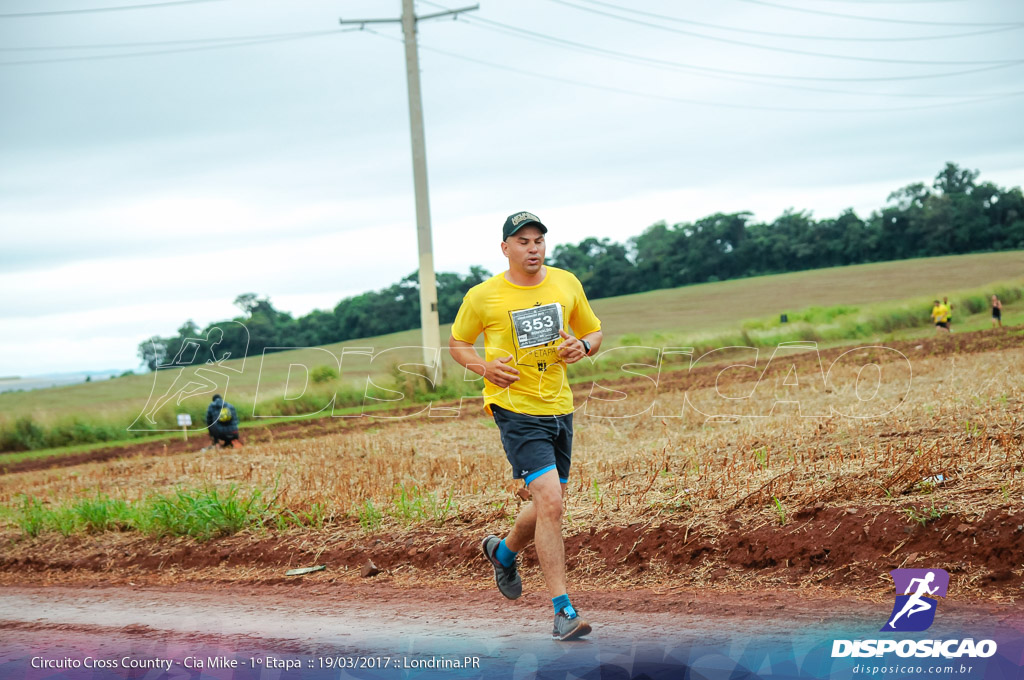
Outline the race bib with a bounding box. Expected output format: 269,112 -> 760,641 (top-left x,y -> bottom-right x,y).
510,303 -> 563,349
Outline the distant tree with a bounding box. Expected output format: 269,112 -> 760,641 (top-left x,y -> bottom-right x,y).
137,335 -> 168,372
630,221 -> 677,290
437,265 -> 491,322
933,162 -> 978,196
204,319 -> 249,362
551,237 -> 637,297
833,209 -> 876,265
163,319 -> 200,364
986,186 -> 1024,249
688,212 -> 751,281
295,309 -> 338,346
243,298 -> 290,354
233,293 -> 259,317
887,182 -> 931,211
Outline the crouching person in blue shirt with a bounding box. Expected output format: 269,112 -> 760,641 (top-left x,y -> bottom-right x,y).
205,394 -> 241,449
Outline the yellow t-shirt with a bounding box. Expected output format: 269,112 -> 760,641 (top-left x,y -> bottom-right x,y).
451,267 -> 601,416
931,304 -> 949,323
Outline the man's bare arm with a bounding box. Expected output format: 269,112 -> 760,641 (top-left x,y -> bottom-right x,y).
448,337 -> 521,388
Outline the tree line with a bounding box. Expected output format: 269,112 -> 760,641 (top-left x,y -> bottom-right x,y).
138,268 -> 492,371
552,163 -> 1023,299
138,162 -> 1023,370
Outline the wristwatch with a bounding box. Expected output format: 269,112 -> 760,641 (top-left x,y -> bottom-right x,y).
580,338 -> 591,356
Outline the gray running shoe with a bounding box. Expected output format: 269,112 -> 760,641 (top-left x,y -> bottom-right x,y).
481,534 -> 521,600
552,609 -> 591,641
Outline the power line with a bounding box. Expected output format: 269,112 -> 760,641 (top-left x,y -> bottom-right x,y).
0,29 -> 345,52
364,29 -> 1023,114
0,29 -> 357,66
816,0 -> 966,3
444,10 -> 1024,86
548,0 -> 1023,66
0,0 -> 225,18
734,0 -> 1022,27
569,0 -> 1020,42
457,15 -> 1010,99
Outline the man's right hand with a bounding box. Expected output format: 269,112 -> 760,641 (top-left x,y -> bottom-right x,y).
484,355 -> 520,387
448,337 -> 520,388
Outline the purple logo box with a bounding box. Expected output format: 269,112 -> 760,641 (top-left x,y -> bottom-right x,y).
890,568 -> 950,598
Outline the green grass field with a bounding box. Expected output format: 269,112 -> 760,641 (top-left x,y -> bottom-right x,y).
592,250 -> 1024,338
1,251 -> 1021,454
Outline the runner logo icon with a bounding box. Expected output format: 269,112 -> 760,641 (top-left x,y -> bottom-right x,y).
881,568 -> 949,632
832,567 -> 996,659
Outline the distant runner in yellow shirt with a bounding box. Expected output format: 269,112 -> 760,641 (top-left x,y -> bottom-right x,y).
449,211 -> 602,641
931,299 -> 950,333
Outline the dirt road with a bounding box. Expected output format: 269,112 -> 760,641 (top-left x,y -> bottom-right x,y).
2,584 -> 1022,679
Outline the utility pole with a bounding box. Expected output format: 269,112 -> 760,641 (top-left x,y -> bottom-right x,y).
341,2 -> 478,385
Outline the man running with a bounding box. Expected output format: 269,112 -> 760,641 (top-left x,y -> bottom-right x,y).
991,294 -> 1003,328
448,211 -> 603,641
931,299 -> 950,333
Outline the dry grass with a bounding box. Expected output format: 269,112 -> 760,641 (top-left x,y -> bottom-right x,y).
3,345 -> 1021,534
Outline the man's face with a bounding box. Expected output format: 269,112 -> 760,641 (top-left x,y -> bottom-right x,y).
501,224 -> 545,276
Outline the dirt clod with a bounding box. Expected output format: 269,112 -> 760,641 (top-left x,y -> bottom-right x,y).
360,560 -> 380,578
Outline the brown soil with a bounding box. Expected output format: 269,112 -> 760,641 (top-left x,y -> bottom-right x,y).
2,504 -> 1021,598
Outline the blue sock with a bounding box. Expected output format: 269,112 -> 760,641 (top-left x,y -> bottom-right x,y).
553,594 -> 576,618
495,539 -> 517,568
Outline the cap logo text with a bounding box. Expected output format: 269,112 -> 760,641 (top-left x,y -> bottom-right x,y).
512,212 -> 539,227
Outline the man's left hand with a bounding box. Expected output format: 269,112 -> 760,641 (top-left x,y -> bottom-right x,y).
557,329 -> 589,364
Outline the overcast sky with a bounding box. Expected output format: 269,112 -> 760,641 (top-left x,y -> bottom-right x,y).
2,0 -> 1023,376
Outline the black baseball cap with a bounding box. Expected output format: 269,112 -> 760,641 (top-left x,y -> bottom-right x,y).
503,211 -> 547,240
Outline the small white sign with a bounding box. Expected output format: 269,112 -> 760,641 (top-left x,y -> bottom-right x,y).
177,413 -> 192,427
